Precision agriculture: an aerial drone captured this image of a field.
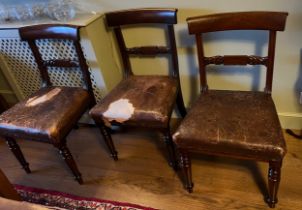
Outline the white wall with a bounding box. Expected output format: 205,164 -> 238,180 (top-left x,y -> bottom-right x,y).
5,0 -> 302,128
74,0 -> 302,128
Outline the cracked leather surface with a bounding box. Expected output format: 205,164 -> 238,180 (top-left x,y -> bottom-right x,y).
0,86 -> 90,144
173,90 -> 286,160
90,75 -> 178,128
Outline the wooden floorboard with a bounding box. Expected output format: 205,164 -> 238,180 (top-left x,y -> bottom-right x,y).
0,127 -> 302,210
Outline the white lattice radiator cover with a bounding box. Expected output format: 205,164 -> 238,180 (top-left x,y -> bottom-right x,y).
0,38 -> 103,102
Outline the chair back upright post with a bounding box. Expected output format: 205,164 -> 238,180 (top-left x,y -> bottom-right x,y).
19,24 -> 96,105
105,8 -> 181,80
187,12 -> 288,94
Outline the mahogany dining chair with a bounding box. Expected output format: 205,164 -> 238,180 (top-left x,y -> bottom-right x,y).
0,24 -> 96,184
90,8 -> 186,168
173,11 -> 288,208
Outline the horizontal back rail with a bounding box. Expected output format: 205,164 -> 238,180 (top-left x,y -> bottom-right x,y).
204,55 -> 268,66
106,8 -> 177,27
127,46 -> 171,56
42,59 -> 80,68
187,11 -> 288,34
19,24 -> 80,41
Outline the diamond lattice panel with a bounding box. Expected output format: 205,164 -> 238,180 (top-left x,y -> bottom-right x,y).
37,39 -> 84,88
0,39 -> 41,97
0,38 -> 102,101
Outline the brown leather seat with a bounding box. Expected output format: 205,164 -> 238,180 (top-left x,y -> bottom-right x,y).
173,12 -> 288,208
89,8 -> 186,167
0,86 -> 89,144
90,75 -> 177,128
173,90 -> 286,160
0,24 -> 96,184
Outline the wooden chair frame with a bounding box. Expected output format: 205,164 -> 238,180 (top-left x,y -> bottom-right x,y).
0,24 -> 96,184
177,11 -> 288,208
92,8 -> 186,168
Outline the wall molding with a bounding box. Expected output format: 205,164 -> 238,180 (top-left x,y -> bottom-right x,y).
278,112 -> 302,129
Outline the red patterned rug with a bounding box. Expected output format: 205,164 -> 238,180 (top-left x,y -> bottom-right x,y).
15,185 -> 156,210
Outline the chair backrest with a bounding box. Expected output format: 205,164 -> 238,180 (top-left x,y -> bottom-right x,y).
105,8 -> 180,79
187,11 -> 288,94
19,24 -> 95,103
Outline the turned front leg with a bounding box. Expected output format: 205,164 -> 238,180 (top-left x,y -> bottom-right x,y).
163,129 -> 178,170
6,137 -> 31,173
267,160 -> 282,208
55,142 -> 83,184
96,121 -> 118,160
179,149 -> 193,193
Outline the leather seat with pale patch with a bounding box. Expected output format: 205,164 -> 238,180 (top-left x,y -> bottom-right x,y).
90,75 -> 177,128
0,87 -> 89,144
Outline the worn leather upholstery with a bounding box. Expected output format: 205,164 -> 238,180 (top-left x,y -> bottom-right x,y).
90,75 -> 178,128
173,90 -> 286,160
0,86 -> 90,144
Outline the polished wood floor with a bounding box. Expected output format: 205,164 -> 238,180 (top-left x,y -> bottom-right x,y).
0,126 -> 301,210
